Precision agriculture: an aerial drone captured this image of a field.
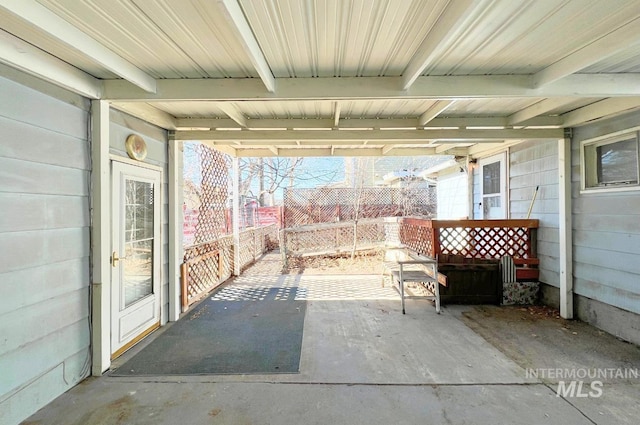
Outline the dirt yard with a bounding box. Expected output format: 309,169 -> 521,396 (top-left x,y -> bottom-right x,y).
459,304 -> 640,379
283,249 -> 385,275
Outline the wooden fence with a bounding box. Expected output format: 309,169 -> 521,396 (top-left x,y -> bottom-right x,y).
181,224 -> 279,311
398,218 -> 539,280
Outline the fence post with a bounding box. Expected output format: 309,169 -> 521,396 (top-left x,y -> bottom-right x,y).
180,263 -> 188,312
280,229 -> 287,269
232,157 -> 241,276
432,224 -> 440,258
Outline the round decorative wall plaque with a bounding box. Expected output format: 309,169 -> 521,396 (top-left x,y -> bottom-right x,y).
125,134 -> 147,161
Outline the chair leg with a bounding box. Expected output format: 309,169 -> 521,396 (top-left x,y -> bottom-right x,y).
400,279 -> 406,314
433,264 -> 441,314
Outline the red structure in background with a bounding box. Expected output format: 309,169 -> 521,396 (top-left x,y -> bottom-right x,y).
184,205 -> 283,247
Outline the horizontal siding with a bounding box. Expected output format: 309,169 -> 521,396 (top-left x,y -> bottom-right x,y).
508,140 -> 560,288
0,288 -> 90,357
0,157 -> 89,196
0,115 -> 89,169
0,320 -> 90,397
0,75 -> 88,138
436,170 -> 468,219
0,227 -> 89,274
572,110 -> 640,315
0,348 -> 89,425
0,75 -> 90,425
0,193 -> 89,233
0,258 -> 89,317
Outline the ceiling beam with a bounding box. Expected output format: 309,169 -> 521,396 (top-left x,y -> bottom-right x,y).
382,145 -> 395,155
110,102 -> 177,130
0,0 -> 156,93
533,18 -> 640,87
234,147 -> 438,158
435,144 -> 470,155
103,74 -> 640,101
507,97 -> 576,125
402,0 -> 486,90
201,142 -> 237,157
217,102 -> 248,127
174,128 -> 563,142
333,102 -> 341,128
217,0 -> 275,93
467,140 -> 524,157
418,100 -> 455,126
175,116 -> 563,130
0,29 -> 102,98
562,97 -> 640,127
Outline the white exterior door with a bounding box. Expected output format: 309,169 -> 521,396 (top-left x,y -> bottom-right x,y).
111,161 -> 161,358
479,153 -> 507,219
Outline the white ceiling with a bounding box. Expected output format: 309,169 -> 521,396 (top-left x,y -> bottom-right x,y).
2,0 -> 640,157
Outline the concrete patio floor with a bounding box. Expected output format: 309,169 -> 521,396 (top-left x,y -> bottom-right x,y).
24,252 -> 640,425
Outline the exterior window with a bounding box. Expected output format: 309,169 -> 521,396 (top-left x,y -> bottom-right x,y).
583,133 -> 639,190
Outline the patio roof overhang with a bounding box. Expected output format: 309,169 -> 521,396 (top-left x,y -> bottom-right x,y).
2,0 -> 640,158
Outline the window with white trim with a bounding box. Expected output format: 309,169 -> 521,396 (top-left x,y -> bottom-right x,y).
582,132 -> 639,190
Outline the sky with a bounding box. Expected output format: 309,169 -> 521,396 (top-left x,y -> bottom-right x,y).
183,141 -> 450,204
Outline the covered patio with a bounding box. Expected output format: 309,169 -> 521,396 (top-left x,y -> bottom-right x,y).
3,1 -> 640,423
24,251 -> 640,425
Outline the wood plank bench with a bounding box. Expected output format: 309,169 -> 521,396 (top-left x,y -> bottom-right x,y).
382,246 -> 446,314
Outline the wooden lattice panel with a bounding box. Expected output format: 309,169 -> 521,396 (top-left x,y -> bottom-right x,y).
283,187 -> 436,228
438,226 -> 531,259
237,224 -> 279,272
182,236 -> 233,308
284,219 -> 387,256
399,221 -> 435,257
398,219 -> 538,261
192,144 -> 232,245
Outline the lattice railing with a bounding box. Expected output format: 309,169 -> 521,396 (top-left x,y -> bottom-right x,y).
282,218 -> 389,257
237,224 -> 279,272
283,187 -> 436,228
181,235 -> 233,309
399,218 -> 538,260
181,225 -> 279,310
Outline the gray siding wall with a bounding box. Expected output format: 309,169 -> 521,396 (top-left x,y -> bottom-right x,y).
437,169 -> 468,219
0,76 -> 91,424
572,111 -> 640,316
109,110 -> 170,323
509,140 -> 560,288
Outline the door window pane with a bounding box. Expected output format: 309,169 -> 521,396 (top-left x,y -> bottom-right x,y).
123,179 -> 154,307
483,195 -> 502,219
482,161 -> 501,194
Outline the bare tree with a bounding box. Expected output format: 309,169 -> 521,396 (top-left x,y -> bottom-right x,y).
239,157 -> 341,206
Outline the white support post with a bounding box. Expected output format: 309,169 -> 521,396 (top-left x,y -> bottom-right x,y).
558,137 -> 574,319
90,100 -> 111,375
467,155 -> 475,219
232,157 -> 241,276
168,137 -> 183,321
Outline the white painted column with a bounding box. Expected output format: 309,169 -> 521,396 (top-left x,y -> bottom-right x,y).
558,137 -> 574,319
90,100 -> 111,375
467,156 -> 475,219
168,137 -> 184,321
232,157 -> 241,276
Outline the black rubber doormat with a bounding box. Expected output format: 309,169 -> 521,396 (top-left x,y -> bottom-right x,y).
111,290 -> 306,376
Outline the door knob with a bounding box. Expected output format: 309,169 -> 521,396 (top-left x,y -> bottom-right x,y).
111,251 -> 126,267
